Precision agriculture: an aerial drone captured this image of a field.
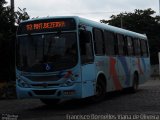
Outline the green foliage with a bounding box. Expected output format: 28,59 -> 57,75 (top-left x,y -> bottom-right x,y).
100,8 -> 160,65
0,0 -> 30,81
0,1 -> 14,81
15,7 -> 30,24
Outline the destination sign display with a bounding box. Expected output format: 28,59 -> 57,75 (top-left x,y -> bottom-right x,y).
26,21 -> 65,31
17,18 -> 76,34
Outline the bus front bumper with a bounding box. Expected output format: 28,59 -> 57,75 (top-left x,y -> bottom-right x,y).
16,83 -> 82,99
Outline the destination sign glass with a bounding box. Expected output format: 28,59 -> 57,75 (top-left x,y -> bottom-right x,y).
17,18 -> 76,34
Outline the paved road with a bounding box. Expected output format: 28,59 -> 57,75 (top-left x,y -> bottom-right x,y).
0,79 -> 160,120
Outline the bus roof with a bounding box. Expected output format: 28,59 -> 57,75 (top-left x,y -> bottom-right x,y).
77,16 -> 147,39
20,16 -> 147,39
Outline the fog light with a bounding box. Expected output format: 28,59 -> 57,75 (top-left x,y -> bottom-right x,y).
18,79 -> 30,88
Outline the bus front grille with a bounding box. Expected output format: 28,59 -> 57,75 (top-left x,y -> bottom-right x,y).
33,90 -> 57,95
31,83 -> 59,88
26,75 -> 61,82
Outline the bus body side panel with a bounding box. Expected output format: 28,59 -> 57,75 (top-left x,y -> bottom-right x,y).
136,57 -> 150,84
107,55 -> 150,90
81,64 -> 96,98
105,56 -> 115,92
117,56 -> 132,88
144,58 -> 151,82
94,56 -> 108,91
94,56 -> 123,92
130,57 -> 150,86
106,56 -> 123,91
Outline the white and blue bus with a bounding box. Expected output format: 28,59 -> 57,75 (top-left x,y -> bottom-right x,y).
16,16 -> 150,104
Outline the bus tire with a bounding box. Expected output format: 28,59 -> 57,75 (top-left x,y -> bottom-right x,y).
131,73 -> 139,93
40,99 -> 60,105
93,78 -> 106,102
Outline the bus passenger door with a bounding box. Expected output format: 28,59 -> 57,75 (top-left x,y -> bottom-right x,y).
79,29 -> 95,98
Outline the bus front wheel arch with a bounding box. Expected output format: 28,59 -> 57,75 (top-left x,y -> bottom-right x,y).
131,72 -> 139,93
93,75 -> 106,102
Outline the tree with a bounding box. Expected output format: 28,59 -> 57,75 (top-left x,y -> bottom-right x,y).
15,7 -> 30,24
100,8 -> 160,65
0,0 -> 30,81
0,0 -> 15,81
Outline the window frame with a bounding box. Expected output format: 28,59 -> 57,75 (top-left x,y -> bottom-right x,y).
126,36 -> 135,56
133,38 -> 141,56
117,34 -> 126,56
93,28 -> 105,56
79,30 -> 94,64
104,30 -> 116,56
140,39 -> 149,57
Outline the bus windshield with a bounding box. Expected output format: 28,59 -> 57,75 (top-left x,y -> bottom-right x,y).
16,32 -> 78,72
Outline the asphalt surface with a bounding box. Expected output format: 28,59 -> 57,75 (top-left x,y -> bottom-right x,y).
1,79 -> 160,120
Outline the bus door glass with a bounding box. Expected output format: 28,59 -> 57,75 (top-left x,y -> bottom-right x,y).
79,27 -> 95,97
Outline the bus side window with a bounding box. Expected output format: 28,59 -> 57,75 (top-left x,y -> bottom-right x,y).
93,28 -> 104,55
79,30 -> 94,64
104,31 -> 115,55
134,38 -> 141,56
117,34 -> 125,56
114,33 -> 118,55
123,37 -> 128,56
140,40 -> 148,57
127,36 -> 134,56
145,41 -> 149,57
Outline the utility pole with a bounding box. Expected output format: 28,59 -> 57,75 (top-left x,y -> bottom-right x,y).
159,52 -> 160,77
10,0 -> 14,14
120,16 -> 123,28
10,0 -> 15,82
159,0 -> 160,15
10,0 -> 15,24
120,14 -> 123,28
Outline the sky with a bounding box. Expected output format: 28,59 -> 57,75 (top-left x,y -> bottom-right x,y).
6,0 -> 160,22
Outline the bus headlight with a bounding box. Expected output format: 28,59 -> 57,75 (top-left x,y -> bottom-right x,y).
17,79 -> 30,88
61,79 -> 74,87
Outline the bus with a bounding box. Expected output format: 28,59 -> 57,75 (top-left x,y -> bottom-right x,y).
16,16 -> 150,104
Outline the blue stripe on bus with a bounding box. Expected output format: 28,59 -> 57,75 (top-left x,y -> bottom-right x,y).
141,58 -> 146,72
118,57 -> 130,86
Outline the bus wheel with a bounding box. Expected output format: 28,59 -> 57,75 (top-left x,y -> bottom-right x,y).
40,99 -> 60,106
94,79 -> 106,102
131,73 -> 139,93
